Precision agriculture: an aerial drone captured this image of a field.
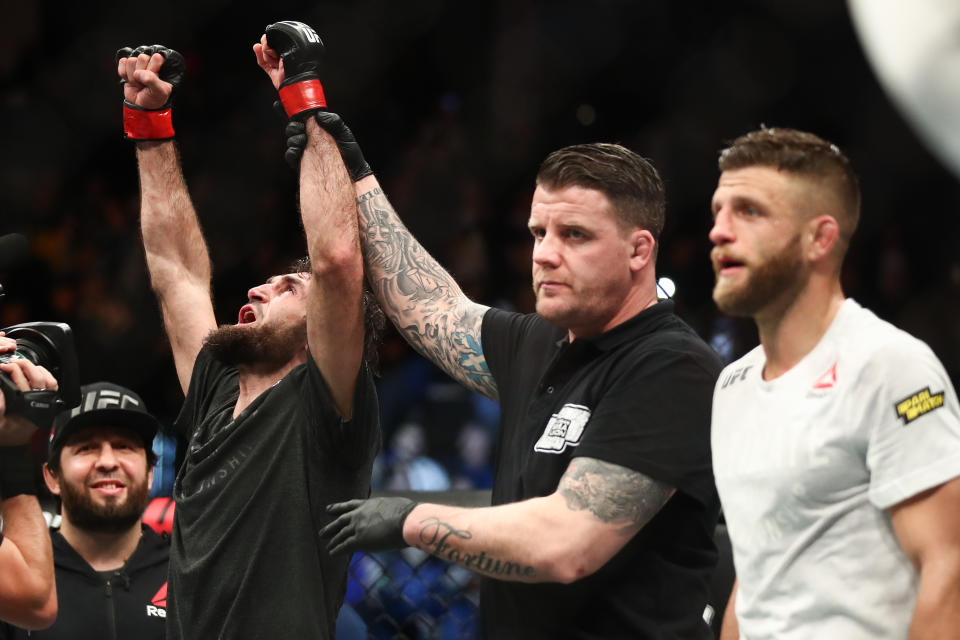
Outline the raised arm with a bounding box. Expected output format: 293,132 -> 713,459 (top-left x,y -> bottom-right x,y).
890,476 -> 960,639
299,122 -> 365,417
323,456 -> 674,583
286,111 -> 497,400
354,176 -> 495,399
117,47 -> 216,393
255,24 -> 365,417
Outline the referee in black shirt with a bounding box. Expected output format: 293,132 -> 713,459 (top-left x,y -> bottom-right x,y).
321,138 -> 722,639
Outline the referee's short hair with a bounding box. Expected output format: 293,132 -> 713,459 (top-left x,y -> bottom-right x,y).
537,143 -> 666,249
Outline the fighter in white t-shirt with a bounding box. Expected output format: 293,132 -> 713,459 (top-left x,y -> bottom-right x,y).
708,127 -> 960,639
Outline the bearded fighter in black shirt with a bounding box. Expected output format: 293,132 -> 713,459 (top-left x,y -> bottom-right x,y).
117,22 -> 381,639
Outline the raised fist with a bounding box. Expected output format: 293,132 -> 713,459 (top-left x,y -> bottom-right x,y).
261,21 -> 327,118
117,45 -> 185,108
116,45 -> 186,140
266,21 -> 324,86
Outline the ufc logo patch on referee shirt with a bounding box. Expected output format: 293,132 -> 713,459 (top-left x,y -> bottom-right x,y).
534,404 -> 591,453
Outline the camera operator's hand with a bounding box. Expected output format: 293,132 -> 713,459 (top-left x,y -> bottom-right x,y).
0,333 -> 16,355
0,343 -> 58,445
0,358 -> 58,395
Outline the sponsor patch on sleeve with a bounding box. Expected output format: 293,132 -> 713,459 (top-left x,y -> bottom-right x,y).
895,387 -> 945,424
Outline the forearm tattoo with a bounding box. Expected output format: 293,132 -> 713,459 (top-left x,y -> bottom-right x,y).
559,457 -> 675,535
356,187 -> 497,399
415,517 -> 535,579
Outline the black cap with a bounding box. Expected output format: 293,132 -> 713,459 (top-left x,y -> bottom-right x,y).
49,382 -> 159,462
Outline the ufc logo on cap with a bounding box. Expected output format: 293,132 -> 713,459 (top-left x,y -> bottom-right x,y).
87,388 -> 141,411
64,388 -> 142,420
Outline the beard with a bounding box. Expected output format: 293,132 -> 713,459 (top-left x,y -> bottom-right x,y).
533,275 -> 625,335
59,475 -> 151,534
203,318 -> 307,368
713,237 -> 806,317
535,292 -> 591,331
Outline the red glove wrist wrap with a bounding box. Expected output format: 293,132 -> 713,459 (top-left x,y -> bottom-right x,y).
123,103 -> 175,140
278,79 -> 328,117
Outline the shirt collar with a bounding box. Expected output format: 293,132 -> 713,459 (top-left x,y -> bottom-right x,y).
554,300 -> 676,352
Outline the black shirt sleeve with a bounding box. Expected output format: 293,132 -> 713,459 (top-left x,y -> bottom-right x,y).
172,348 -> 238,440
574,343 -> 720,507
299,354 -> 380,470
482,308 -> 559,386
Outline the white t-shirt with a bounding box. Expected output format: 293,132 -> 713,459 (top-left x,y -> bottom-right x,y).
712,298 -> 960,639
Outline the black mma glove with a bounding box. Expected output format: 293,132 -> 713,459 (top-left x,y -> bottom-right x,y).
116,44 -> 186,140
0,446 -> 37,498
283,111 -> 374,181
282,117 -> 307,170
321,497 -> 418,555
266,21 -> 327,119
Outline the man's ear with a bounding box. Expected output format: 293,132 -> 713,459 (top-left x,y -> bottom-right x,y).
805,215 -> 840,263
42,462 -> 61,497
629,229 -> 656,272
147,466 -> 154,492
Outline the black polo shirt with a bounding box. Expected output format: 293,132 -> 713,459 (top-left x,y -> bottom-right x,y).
480,300 -> 722,639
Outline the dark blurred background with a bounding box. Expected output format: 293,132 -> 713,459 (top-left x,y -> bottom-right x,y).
1,0 -> 958,444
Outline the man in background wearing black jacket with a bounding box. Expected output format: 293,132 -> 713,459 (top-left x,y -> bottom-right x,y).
0,382 -> 169,640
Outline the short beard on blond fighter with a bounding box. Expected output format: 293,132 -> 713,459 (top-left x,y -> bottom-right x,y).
713,233 -> 806,317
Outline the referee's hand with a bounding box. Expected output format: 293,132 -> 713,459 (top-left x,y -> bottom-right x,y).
321,497 -> 418,555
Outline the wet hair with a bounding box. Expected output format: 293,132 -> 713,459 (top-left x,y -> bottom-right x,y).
718,127 -> 861,250
292,256 -> 387,374
536,143 -> 666,246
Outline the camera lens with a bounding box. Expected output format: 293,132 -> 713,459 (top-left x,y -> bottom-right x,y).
9,341 -> 47,367
1,331 -> 55,370
0,351 -> 25,365
0,322 -> 81,424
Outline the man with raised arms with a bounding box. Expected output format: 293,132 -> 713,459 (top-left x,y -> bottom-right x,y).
116,23 -> 381,639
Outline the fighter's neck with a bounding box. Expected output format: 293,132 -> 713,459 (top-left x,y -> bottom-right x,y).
59,518 -> 143,572
234,356 -> 306,417
755,280 -> 845,381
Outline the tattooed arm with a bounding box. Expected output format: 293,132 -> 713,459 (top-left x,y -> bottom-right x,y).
352,175 -> 496,400
397,456 -> 674,583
